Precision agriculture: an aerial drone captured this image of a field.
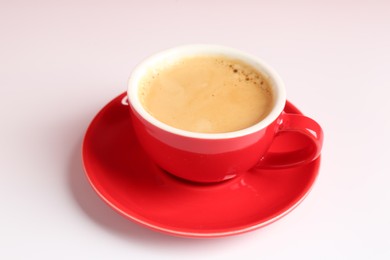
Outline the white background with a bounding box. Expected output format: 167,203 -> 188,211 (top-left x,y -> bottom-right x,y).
1,0 -> 389,259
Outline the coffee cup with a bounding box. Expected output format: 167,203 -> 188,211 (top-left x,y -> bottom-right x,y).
127,45 -> 323,183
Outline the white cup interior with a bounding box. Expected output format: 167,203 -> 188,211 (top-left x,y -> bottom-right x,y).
127,44 -> 286,139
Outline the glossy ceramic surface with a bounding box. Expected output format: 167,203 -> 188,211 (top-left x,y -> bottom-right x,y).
82,93 -> 321,238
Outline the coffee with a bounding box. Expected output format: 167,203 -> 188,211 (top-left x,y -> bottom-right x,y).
138,55 -> 274,133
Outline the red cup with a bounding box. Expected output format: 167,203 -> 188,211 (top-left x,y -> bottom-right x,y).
128,45 -> 323,183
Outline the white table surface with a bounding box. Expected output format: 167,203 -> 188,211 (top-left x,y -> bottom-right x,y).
1,1 -> 389,259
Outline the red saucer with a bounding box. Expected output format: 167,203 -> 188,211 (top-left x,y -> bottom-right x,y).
82,93 -> 321,238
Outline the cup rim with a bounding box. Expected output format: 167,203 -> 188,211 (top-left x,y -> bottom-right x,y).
127,44 -> 286,140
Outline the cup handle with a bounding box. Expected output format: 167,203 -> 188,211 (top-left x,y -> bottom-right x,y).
258,112 -> 324,168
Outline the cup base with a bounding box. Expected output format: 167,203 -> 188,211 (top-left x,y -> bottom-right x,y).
160,167 -> 238,186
